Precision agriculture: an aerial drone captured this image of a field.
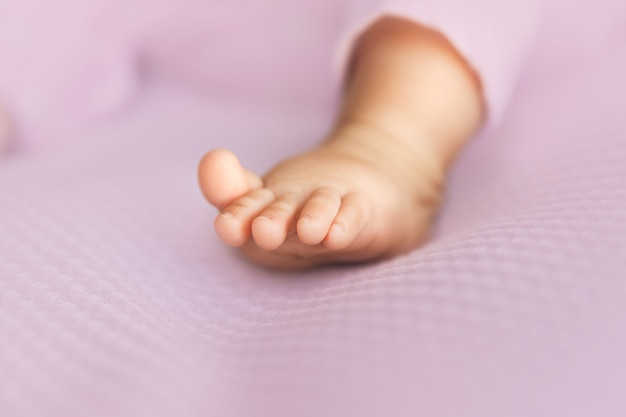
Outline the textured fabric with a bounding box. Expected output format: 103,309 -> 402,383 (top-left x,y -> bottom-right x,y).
2,1 -> 626,416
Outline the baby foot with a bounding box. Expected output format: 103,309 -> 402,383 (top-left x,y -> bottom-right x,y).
198,124 -> 444,269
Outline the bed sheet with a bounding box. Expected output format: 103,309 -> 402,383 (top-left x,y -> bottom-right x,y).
1,41 -> 626,417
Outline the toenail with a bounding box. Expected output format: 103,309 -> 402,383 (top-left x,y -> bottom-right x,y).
330,223 -> 346,234
256,215 -> 272,221
299,215 -> 312,223
220,212 -> 234,219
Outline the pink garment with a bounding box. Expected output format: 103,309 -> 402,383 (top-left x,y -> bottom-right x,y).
2,1 -> 626,417
2,0 -> 623,151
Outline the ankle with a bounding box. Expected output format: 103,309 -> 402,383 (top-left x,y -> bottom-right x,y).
325,119 -> 445,205
330,118 -> 445,180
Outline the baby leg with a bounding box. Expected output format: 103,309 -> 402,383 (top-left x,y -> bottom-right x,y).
199,17 -> 485,269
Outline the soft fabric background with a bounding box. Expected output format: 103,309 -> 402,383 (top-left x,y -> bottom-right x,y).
1,0 -> 625,416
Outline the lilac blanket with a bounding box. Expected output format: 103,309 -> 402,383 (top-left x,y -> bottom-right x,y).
1,1 -> 626,416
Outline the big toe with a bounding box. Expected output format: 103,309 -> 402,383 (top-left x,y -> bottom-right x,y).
198,148 -> 262,210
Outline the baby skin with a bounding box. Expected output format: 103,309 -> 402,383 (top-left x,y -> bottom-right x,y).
198,17 -> 485,269
0,103 -> 12,154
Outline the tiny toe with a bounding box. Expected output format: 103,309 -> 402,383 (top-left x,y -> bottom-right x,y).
198,148 -> 262,210
296,188 -> 342,245
324,193 -> 367,251
251,192 -> 303,251
214,188 -> 275,247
